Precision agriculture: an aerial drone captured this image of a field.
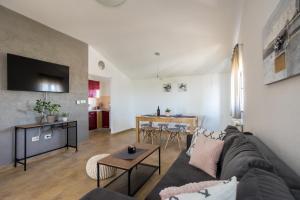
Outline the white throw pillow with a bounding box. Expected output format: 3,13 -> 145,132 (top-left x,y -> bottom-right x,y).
186,129 -> 226,157
203,130 -> 227,140
186,128 -> 206,156
163,177 -> 238,200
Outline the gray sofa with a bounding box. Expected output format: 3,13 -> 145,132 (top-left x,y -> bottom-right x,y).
81,126 -> 300,200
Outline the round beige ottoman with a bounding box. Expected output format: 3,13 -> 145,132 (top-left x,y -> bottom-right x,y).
86,154 -> 116,180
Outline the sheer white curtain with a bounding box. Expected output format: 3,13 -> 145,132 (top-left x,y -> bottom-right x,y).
230,44 -> 244,119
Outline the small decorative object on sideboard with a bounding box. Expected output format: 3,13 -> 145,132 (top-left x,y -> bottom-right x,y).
128,145 -> 136,154
60,112 -> 69,122
165,108 -> 171,116
45,102 -> 61,123
33,99 -> 48,124
33,99 -> 61,124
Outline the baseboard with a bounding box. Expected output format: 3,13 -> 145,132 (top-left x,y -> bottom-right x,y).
89,128 -> 111,133
111,128 -> 135,135
0,163 -> 14,173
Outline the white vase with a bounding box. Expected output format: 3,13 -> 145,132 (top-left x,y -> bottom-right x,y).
62,117 -> 68,122
165,112 -> 171,116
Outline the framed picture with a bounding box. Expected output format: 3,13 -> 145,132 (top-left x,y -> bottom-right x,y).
163,83 -> 172,92
178,83 -> 187,92
263,0 -> 300,84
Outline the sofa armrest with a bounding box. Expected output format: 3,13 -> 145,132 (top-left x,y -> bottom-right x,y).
187,134 -> 193,150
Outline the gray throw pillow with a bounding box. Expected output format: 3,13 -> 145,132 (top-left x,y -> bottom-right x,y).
237,168 -> 295,200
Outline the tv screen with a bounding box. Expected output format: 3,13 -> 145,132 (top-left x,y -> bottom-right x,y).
7,54 -> 69,93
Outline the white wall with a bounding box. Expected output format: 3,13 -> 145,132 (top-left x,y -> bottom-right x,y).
239,0 -> 300,174
88,46 -> 134,133
99,78 -> 111,96
133,73 -> 231,130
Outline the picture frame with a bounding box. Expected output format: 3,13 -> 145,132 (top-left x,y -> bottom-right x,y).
178,83 -> 187,92
163,83 -> 172,92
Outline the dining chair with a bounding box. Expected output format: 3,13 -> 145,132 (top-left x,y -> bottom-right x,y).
156,123 -> 169,143
141,122 -> 153,142
165,124 -> 187,150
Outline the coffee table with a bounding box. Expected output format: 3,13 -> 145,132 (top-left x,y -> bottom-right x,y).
97,143 -> 160,196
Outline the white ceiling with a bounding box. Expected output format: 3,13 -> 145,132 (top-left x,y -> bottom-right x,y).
0,0 -> 242,79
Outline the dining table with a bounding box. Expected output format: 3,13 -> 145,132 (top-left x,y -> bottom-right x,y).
135,115 -> 198,143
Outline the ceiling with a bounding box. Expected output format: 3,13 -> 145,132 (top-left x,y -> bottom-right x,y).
0,0 -> 243,79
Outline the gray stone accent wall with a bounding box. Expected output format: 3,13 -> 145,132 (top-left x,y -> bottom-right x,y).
0,6 -> 89,166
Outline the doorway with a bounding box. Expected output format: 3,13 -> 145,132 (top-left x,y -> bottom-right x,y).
88,75 -> 111,133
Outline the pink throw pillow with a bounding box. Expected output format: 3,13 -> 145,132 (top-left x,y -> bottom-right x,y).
159,180 -> 223,199
189,134 -> 224,178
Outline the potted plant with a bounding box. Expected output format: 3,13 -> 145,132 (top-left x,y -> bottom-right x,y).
33,99 -> 47,123
165,108 -> 171,116
45,102 -> 61,123
60,112 -> 69,122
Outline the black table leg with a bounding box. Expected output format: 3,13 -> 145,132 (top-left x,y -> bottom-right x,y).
75,122 -> 78,152
97,163 -> 100,187
24,129 -> 27,171
66,124 -> 69,149
159,147 -> 161,175
128,168 -> 132,196
14,127 -> 17,167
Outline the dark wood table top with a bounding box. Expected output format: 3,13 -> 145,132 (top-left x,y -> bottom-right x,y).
15,121 -> 77,129
98,143 -> 160,170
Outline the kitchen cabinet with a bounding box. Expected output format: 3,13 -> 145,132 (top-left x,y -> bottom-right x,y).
102,111 -> 110,128
88,80 -> 100,98
97,111 -> 102,129
89,111 -> 97,130
89,110 -> 109,130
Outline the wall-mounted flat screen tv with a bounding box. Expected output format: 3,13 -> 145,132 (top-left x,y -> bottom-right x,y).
7,54 -> 69,93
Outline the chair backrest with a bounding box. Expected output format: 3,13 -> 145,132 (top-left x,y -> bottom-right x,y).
158,123 -> 168,130
140,122 -> 153,128
174,124 -> 187,132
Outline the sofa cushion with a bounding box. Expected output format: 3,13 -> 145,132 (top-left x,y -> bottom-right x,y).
291,189 -> 300,200
220,136 -> 273,180
245,135 -> 300,190
164,177 -> 238,200
224,125 -> 240,134
159,176 -> 241,200
146,151 -> 215,200
80,188 -> 135,200
217,131 -> 242,177
237,168 -> 295,200
189,134 -> 224,178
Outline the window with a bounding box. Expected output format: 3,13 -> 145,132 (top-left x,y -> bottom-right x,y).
231,44 -> 244,120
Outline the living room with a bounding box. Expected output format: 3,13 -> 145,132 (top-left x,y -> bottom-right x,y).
0,0 -> 300,200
